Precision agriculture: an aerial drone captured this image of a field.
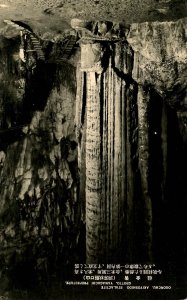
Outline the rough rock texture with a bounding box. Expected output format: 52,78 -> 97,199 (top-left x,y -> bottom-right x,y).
128,19 -> 187,95
76,42 -> 138,263
1,0 -> 187,22
128,17 -> 187,139
0,0 -> 187,39
0,36 -> 83,295
75,17 -> 187,267
0,14 -> 187,299
127,18 -> 187,291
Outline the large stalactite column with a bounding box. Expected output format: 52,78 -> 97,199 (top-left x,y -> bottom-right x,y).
76,33 -> 140,262
79,42 -> 106,262
76,40 -> 133,263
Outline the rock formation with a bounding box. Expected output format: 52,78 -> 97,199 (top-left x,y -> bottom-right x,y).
0,15 -> 186,298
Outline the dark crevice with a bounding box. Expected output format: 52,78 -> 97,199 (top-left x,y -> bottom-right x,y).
20,62 -> 57,124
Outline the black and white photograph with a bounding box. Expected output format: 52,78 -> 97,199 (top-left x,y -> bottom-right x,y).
0,0 -> 186,299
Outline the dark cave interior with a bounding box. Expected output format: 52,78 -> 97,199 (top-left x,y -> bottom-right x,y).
0,17 -> 186,300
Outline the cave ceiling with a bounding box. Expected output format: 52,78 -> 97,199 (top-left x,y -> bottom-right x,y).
0,0 -> 186,38
0,0 -> 186,124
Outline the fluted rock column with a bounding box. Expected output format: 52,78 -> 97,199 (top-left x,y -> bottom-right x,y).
76,40 -> 136,263
137,84 -> 152,261
78,42 -> 107,262
85,71 -> 104,262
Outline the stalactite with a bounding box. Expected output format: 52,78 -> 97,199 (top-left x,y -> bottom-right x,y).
75,62 -> 84,145
85,71 -> 103,262
102,58 -> 126,261
137,84 -> 152,261
102,71 -> 108,257
77,38 -> 168,263
132,51 -> 140,81
113,69 -> 122,254
121,79 -> 126,253
75,63 -> 86,222
125,83 -> 138,261
113,41 -> 138,261
77,40 -> 139,263
105,58 -> 130,260
107,58 -> 113,255
104,58 -> 118,258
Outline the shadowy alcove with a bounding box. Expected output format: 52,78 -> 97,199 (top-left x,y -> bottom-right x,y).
148,88 -> 187,289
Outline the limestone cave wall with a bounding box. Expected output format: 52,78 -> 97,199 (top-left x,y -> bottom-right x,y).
0,17 -> 186,299
0,36 -> 84,295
